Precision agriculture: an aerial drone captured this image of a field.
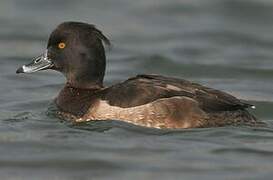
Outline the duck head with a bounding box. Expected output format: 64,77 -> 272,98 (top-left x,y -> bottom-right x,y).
16,22 -> 110,89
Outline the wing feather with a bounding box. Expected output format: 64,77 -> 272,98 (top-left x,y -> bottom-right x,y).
102,74 -> 252,112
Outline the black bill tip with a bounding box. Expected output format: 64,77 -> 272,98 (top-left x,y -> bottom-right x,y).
16,67 -> 24,74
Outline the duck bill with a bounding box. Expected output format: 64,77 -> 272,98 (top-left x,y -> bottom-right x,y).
16,50 -> 53,74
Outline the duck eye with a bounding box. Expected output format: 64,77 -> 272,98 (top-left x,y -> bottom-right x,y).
58,42 -> 66,49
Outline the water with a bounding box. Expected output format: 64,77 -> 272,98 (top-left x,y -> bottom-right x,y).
1,0 -> 273,179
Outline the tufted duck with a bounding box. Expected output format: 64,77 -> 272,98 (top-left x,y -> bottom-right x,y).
16,22 -> 258,129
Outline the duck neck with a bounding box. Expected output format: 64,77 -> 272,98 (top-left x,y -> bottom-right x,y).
56,83 -> 101,116
66,75 -> 104,89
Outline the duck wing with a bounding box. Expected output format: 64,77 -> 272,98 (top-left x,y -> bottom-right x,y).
102,74 -> 253,112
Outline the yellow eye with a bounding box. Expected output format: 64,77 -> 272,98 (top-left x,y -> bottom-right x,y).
58,42 -> 66,49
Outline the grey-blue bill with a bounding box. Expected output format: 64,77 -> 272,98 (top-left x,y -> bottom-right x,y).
16,50 -> 53,74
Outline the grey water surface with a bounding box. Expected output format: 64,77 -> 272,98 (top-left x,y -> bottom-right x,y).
1,0 -> 273,179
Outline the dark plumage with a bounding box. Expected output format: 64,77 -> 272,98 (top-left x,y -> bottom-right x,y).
16,21 -> 259,129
